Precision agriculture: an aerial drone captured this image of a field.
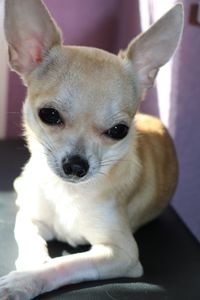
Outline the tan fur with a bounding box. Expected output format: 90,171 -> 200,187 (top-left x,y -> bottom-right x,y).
130,114 -> 178,229
0,1 -> 183,299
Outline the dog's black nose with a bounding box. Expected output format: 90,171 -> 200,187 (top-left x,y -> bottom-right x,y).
63,155 -> 89,178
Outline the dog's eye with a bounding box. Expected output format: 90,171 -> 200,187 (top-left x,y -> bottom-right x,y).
38,108 -> 63,126
104,124 -> 129,140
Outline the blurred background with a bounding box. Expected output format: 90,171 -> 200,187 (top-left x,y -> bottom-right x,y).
0,0 -> 199,242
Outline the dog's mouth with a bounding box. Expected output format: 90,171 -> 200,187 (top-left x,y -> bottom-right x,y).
61,174 -> 89,184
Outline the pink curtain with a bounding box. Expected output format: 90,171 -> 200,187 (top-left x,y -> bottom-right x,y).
140,0 -> 200,242
170,0 -> 200,241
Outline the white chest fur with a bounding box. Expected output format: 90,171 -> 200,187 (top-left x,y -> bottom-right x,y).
42,181 -> 90,246
40,178 -> 121,248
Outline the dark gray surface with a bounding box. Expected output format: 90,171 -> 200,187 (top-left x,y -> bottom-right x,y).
0,140 -> 200,299
0,140 -> 29,191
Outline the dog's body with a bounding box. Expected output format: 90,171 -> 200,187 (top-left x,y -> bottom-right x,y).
0,1 -> 183,299
15,113 -> 178,248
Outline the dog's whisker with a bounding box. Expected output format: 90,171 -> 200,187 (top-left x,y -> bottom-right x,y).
100,158 -> 131,168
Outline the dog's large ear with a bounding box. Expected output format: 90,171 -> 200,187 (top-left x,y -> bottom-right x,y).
123,4 -> 183,95
4,0 -> 61,76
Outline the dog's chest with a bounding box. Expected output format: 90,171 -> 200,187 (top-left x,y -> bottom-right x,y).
54,201 -> 87,246
44,184 -> 88,247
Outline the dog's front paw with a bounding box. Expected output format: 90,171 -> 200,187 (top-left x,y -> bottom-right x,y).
0,270 -> 43,300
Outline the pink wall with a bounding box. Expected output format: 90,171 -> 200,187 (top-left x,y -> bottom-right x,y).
170,0 -> 200,240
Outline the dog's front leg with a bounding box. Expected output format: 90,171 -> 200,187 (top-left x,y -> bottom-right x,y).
0,240 -> 143,300
14,210 -> 51,271
41,242 -> 143,293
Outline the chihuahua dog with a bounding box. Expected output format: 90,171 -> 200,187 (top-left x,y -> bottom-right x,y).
0,0 -> 183,299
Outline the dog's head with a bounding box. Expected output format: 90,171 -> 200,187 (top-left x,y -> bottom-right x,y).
4,0 -> 183,183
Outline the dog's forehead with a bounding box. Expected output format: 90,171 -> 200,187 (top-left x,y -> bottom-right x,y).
60,46 -> 129,93
57,46 -> 135,113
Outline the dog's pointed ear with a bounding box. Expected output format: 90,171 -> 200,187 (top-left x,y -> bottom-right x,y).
123,4 -> 183,94
4,0 -> 61,76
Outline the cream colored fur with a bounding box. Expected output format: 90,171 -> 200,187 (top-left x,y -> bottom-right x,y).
0,1 -> 183,299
